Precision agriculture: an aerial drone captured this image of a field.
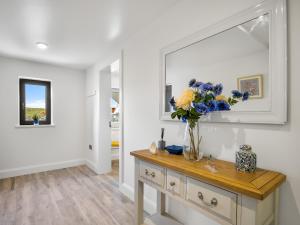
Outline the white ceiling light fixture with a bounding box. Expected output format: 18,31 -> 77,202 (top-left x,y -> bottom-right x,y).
36,42 -> 48,50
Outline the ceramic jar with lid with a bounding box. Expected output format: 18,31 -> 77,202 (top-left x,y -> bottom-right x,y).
236,145 -> 256,172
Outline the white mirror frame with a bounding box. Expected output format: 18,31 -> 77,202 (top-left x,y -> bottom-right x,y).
160,0 -> 287,124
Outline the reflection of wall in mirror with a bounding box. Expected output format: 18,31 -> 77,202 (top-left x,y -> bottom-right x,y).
166,51 -> 270,112
165,14 -> 270,112
237,74 -> 263,99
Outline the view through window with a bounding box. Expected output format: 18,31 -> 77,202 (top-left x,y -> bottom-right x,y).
25,84 -> 46,121
19,79 -> 51,125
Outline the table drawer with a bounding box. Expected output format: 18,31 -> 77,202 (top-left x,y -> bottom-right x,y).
186,177 -> 237,224
140,161 -> 165,188
166,170 -> 186,198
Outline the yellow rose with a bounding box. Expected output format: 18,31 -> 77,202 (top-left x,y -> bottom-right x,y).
176,89 -> 195,110
215,95 -> 227,101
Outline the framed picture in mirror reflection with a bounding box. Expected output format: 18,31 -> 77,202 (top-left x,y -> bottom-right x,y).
237,74 -> 263,99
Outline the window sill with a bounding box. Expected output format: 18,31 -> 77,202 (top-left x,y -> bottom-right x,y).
15,124 -> 56,128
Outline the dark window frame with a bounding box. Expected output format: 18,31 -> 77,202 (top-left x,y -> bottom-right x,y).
19,78 -> 51,125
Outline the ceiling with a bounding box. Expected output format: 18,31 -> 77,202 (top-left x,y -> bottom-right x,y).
0,0 -> 179,69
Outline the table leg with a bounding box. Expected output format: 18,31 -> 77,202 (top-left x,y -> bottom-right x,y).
135,159 -> 144,225
274,188 -> 279,225
157,191 -> 166,215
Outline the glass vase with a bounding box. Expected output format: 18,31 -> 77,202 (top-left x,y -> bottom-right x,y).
183,121 -> 203,161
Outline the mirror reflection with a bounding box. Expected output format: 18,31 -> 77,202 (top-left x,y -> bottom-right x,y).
165,14 -> 270,113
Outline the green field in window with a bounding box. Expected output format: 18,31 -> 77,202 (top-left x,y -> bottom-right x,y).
25,108 -> 46,121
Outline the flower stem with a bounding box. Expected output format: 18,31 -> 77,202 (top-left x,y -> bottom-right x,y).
188,126 -> 197,160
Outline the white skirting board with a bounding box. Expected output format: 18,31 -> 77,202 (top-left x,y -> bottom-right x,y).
0,159 -> 86,179
85,159 -> 99,173
0,159 -> 107,179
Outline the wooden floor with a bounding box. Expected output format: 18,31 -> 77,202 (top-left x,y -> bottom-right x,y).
0,163 -> 135,225
110,160 -> 119,182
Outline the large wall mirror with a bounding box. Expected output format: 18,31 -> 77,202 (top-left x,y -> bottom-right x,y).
160,0 -> 287,124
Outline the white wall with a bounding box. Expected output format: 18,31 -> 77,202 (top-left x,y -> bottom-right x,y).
86,0 -> 300,224
0,56 -> 86,177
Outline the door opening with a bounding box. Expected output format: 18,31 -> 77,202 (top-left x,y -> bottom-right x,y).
110,60 -> 120,183
98,58 -> 122,185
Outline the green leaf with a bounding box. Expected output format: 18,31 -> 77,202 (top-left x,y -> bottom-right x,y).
190,108 -> 198,115
194,95 -> 201,103
228,97 -> 238,105
178,108 -> 187,116
171,112 -> 177,119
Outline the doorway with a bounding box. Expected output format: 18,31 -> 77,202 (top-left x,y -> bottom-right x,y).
98,56 -> 123,186
110,60 -> 120,182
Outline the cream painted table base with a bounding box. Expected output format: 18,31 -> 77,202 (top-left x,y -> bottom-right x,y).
132,150 -> 285,225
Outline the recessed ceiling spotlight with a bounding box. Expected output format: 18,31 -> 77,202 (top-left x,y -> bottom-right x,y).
36,42 -> 48,50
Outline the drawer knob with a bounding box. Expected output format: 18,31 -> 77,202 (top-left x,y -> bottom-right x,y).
198,192 -> 204,200
198,192 -> 218,207
211,198 -> 218,206
150,172 -> 156,178
145,169 -> 149,175
169,181 -> 176,187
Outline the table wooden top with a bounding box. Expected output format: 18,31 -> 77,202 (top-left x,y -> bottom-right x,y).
130,149 -> 286,200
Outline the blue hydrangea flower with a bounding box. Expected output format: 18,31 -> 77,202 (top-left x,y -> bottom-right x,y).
170,97 -> 175,106
200,83 -> 213,92
188,79 -> 196,87
213,83 -> 223,95
194,103 -> 209,115
242,92 -> 249,101
169,97 -> 176,110
206,100 -> 217,112
194,81 -> 203,88
216,100 -> 231,111
232,90 -> 243,98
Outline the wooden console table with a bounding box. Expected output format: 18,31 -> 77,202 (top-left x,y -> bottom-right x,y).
131,150 -> 286,225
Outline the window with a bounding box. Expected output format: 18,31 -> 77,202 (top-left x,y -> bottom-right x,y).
19,78 -> 51,125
